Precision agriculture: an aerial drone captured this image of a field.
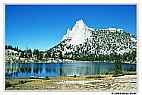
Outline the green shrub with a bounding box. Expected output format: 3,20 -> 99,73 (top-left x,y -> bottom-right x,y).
5,81 -> 12,88
45,76 -> 50,80
73,75 -> 77,78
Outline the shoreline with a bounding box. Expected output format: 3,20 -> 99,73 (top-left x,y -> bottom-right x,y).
5,75 -> 137,91
5,59 -> 136,64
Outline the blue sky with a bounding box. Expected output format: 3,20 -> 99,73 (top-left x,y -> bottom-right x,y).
5,5 -> 136,50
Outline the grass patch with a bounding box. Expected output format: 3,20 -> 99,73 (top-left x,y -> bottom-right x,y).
123,72 -> 136,75
112,74 -> 124,77
86,75 -> 105,79
5,79 -> 32,89
19,80 -> 29,84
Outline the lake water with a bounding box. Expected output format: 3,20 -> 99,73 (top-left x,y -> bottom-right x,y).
5,62 -> 136,78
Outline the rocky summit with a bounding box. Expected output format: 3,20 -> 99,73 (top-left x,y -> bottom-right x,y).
48,19 -> 136,62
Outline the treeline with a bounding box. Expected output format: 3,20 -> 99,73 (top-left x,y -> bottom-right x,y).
6,45 -> 136,63
5,45 -> 51,60
64,51 -> 136,63
5,45 -> 20,51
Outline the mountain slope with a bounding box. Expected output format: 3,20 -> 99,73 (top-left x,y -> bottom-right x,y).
48,19 -> 136,62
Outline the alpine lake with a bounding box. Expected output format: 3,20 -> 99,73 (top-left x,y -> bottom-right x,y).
5,62 -> 136,91
5,62 -> 136,79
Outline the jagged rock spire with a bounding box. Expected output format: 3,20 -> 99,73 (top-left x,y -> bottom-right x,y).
62,19 -> 93,45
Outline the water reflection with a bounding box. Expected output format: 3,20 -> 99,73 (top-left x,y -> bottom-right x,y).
5,62 -> 136,78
